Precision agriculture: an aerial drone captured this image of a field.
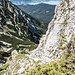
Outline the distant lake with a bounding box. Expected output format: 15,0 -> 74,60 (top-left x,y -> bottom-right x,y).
28,1 -> 62,5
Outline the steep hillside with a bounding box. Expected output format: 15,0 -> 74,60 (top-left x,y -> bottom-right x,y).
0,0 -> 42,60
0,0 -> 75,75
18,3 -> 55,31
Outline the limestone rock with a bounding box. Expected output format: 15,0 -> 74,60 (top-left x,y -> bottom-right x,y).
31,0 -> 75,61
17,68 -> 25,74
11,50 -> 18,59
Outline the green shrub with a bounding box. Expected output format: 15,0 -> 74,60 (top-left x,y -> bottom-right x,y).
26,55 -> 75,75
0,64 -> 9,71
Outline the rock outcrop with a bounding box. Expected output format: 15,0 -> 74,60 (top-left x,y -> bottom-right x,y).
31,0 -> 75,62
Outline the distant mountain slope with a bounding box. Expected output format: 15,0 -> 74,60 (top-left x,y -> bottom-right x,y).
0,0 -> 41,59
18,3 -> 55,23
18,3 -> 56,31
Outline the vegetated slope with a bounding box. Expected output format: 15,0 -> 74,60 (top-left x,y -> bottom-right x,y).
18,3 -> 55,32
0,0 -> 75,75
0,0 -> 42,60
18,3 -> 55,23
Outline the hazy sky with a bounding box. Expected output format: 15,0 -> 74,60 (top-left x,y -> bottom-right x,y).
29,1 -> 62,5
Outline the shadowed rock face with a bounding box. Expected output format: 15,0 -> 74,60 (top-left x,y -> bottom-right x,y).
0,59 -> 7,66
0,0 -> 75,75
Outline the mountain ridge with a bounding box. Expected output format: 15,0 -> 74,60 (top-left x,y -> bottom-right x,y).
17,3 -> 56,32
10,0 -> 62,5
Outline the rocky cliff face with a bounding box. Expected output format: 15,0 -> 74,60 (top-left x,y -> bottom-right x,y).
0,0 -> 42,67
0,0 -> 75,75
0,0 -> 41,53
31,0 -> 75,61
